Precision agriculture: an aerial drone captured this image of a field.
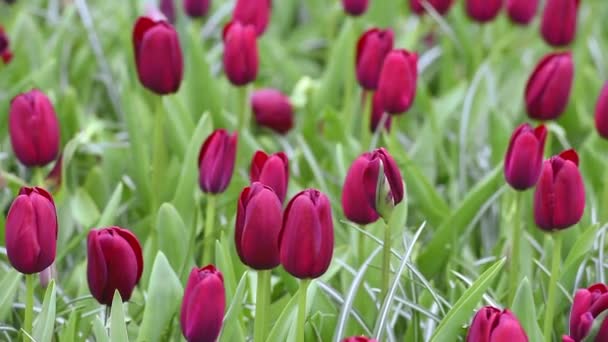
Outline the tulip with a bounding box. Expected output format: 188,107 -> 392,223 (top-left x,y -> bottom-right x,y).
251,89 -> 294,134
184,0 -> 211,18
132,16 -> 183,95
5,187 -> 57,274
198,129 -> 238,194
342,337 -> 377,342
506,0 -> 539,25
376,49 -> 418,114
250,150 -> 289,203
465,0 -> 503,23
370,91 -> 392,133
9,89 -> 60,167
0,26 -> 12,64
356,28 -> 394,90
160,0 -> 176,23
594,82 -> 608,139
180,265 -> 225,342
541,0 -> 579,47
534,149 -> 585,231
562,283 -> 608,342
232,0 -> 271,36
223,21 -> 258,86
87,227 -> 143,305
525,52 -> 574,121
410,0 -> 454,15
342,0 -> 369,16
279,189 -> 334,279
466,306 -> 528,341
504,123 -> 547,190
235,182 -> 283,269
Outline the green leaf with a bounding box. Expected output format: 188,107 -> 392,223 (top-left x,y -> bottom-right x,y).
96,182 -> 124,227
215,239 -> 238,303
58,310 -> 80,342
511,278 -> 543,342
0,270 -> 22,321
218,272 -> 248,342
33,280 -> 56,342
71,187 -> 101,228
92,316 -> 110,342
156,203 -> 188,273
110,291 -> 129,342
266,292 -> 300,342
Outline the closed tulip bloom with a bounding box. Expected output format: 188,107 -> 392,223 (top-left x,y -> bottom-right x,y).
184,0 -> 210,18
198,129 -> 238,194
5,187 -> 57,274
525,52 -> 574,121
541,0 -> 579,47
376,50 -> 418,114
466,306 -> 528,341
250,151 -> 289,203
235,182 -> 283,269
180,265 -> 225,342
342,148 -> 404,224
251,89 -> 294,134
160,0 -> 176,23
9,89 -> 60,167
465,0 -> 503,23
133,16 -> 183,95
410,0 -> 454,15
594,82 -> 608,139
370,91 -> 392,133
563,283 -> 608,342
534,149 -> 585,231
356,28 -> 394,90
223,21 -> 258,86
342,0 -> 369,16
506,0 -> 539,25
87,227 -> 143,305
0,26 -> 12,64
232,0 -> 271,36
342,337 -> 378,342
504,123 -> 547,190
279,189 -> 334,279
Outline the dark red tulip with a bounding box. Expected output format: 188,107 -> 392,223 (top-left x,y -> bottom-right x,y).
563,283 -> 608,342
232,0 -> 271,36
356,28 -> 394,90
342,0 -> 369,16
541,0 -> 579,47
5,187 -> 57,274
223,21 -> 258,86
342,337 -> 377,342
180,265 -> 225,342
342,148 -> 404,224
410,0 -> 454,15
87,227 -> 143,305
9,89 -> 60,167
160,0 -> 176,23
251,89 -> 294,134
504,123 -> 547,190
525,52 -> 574,121
534,149 -> 585,231
466,306 -> 528,341
376,49 -> 418,114
594,82 -> 608,139
465,0 -> 503,23
250,150 -> 289,203
369,91 -> 392,133
184,0 -> 211,18
506,0 -> 539,25
132,16 -> 183,95
198,129 -> 238,194
235,182 -> 283,269
0,26 -> 12,64
279,189 -> 334,279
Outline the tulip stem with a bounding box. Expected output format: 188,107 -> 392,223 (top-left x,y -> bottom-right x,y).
254,270 -> 271,342
32,167 -> 45,187
381,221 -> 392,302
151,98 -> 166,214
508,191 -> 523,305
296,279 -> 310,342
202,195 -> 216,265
23,274 -> 34,341
543,232 -> 562,342
237,85 -> 250,132
360,91 -> 373,150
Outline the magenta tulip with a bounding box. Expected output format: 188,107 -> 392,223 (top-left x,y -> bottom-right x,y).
342,0 -> 369,16
250,150 -> 289,203
342,337 -> 378,342
504,123 -> 547,190
198,129 -> 238,194
466,306 -> 528,341
376,49 -> 418,114
541,0 -> 579,47
0,26 -> 12,64
223,21 -> 258,86
506,0 -> 539,25
563,283 -> 608,342
594,82 -> 608,139
370,91 -> 392,133
159,0 -> 176,23
251,89 -> 294,134
184,0 -> 211,18
232,0 -> 271,36
465,0 -> 503,23
525,52 -> 574,121
356,28 -> 394,90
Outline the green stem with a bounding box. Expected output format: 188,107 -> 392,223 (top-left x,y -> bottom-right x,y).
381,221 -> 392,301
508,191 -> 523,304
32,168 -> 45,188
296,279 -> 310,342
23,274 -> 35,341
202,195 -> 216,265
360,91 -> 373,150
358,226 -> 365,265
151,97 -> 166,214
254,270 -> 271,342
237,85 -> 250,132
543,232 -> 562,342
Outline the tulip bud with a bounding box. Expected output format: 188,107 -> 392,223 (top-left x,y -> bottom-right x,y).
356,28 -> 394,90
223,21 -> 258,86
594,82 -> 608,139
342,0 -> 369,16
184,0 -> 211,18
466,306 -> 528,341
235,182 -> 283,269
0,26 -> 12,64
180,265 -> 226,342
376,50 -> 418,114
250,151 -> 289,203
506,0 -> 539,25
132,16 -> 184,95
504,123 -> 547,190
251,89 -> 294,134
198,129 -> 238,194
87,227 -> 143,305
9,90 -> 60,167
465,0 -> 503,23
534,149 -> 585,231
160,0 -> 176,23
5,187 -> 58,274
563,283 -> 608,342
342,148 -> 404,224
410,0 -> 454,15
232,0 -> 271,36
541,0 -> 579,47
279,189 -> 334,279
525,52 -> 574,121
370,91 -> 392,133
342,337 -> 378,342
